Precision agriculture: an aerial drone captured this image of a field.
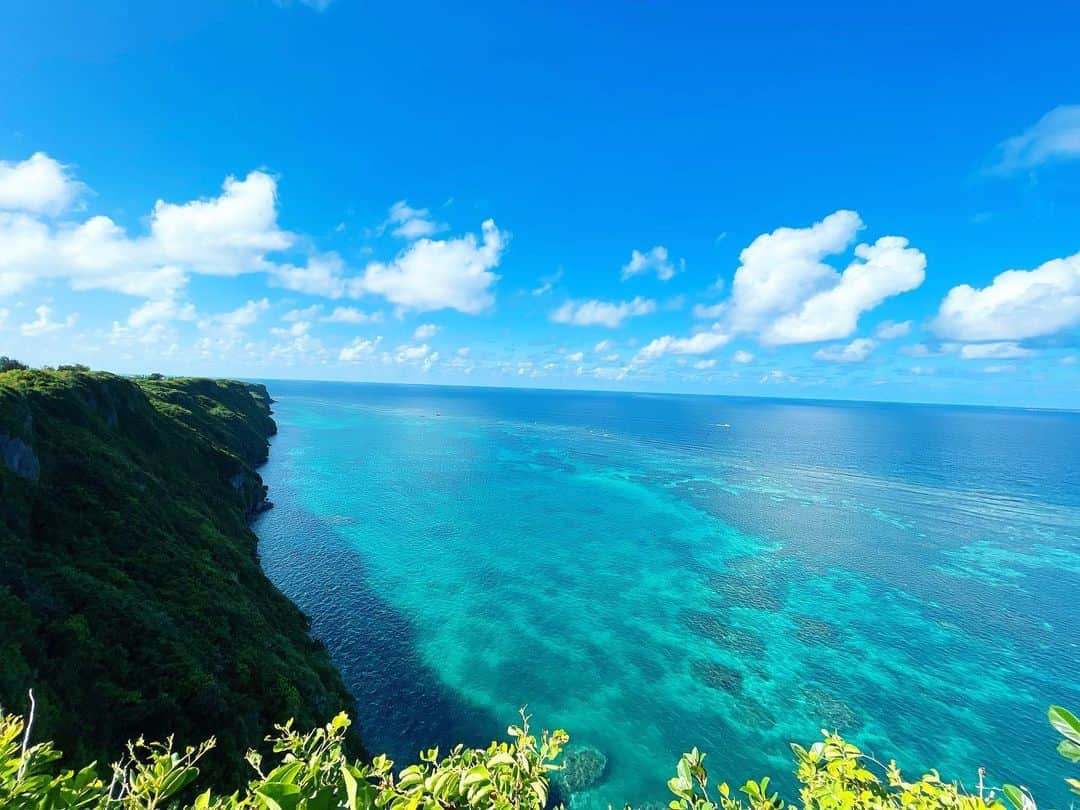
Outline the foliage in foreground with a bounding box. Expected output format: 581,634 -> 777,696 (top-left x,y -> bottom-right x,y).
1,705 -> 1077,810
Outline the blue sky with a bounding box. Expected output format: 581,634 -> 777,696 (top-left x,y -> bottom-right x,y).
1,1 -> 1079,408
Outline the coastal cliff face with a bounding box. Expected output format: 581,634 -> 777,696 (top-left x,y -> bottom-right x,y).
0,369 -> 358,785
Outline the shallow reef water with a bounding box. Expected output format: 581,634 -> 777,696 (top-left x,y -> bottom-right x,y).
254,382 -> 1080,810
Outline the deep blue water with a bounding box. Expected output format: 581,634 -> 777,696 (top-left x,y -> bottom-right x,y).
253,381 -> 1080,808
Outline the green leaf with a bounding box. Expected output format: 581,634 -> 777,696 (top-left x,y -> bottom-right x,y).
529,778 -> 548,805
1059,739 -> 1080,763
997,786 -> 1023,810
342,763 -> 360,810
1049,706 -> 1080,744
487,752 -> 515,768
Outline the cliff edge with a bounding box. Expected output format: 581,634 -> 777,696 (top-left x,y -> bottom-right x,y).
0,369 -> 358,784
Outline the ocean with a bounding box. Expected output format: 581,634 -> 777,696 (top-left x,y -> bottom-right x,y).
253,380 -> 1080,809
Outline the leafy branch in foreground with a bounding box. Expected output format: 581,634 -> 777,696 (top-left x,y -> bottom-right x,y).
1,703 -> 1076,810
1048,705 -> 1080,796
0,707 -> 566,809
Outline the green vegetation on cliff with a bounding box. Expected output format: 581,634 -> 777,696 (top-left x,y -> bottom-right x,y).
0,367 -> 358,785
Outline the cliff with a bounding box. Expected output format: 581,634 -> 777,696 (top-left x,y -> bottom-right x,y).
0,368 -> 358,784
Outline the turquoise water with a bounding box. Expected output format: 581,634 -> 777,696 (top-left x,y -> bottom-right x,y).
253,382 -> 1080,808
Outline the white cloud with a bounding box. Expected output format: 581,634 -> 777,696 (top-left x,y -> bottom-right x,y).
339,336 -> 382,362
763,237 -> 925,344
932,250 -> 1080,341
201,298 -> 270,332
729,210 -> 861,332
271,253 -> 347,298
732,349 -> 753,364
283,304 -> 323,322
0,152 -> 86,215
956,341 -> 1034,360
269,321 -> 327,364
20,305 -> 77,336
633,327 -> 730,364
814,337 -> 877,362
354,219 -> 506,313
983,364 -> 1016,374
566,351 -> 584,362
456,346 -> 470,357
725,210 -> 925,345
531,270 -> 562,296
129,298 -> 196,328
395,343 -> 432,362
692,302 -> 726,319
759,369 -> 793,384
875,319 -> 912,339
693,358 -> 716,370
382,200 -> 447,240
0,169 -> 292,301
551,296 -> 656,328
622,245 -> 677,281
413,322 -> 439,340
593,339 -> 614,353
270,320 -> 311,338
323,306 -> 382,324
992,105 -> 1080,172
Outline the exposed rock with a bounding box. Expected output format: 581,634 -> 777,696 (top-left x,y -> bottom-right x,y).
0,433 -> 39,481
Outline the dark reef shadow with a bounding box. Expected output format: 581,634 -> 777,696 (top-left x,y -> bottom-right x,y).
253,448 -> 502,764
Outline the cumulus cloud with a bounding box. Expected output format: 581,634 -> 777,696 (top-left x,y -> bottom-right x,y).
992,105 -> 1080,172
550,296 -> 656,328
413,323 -> 439,340
129,298 -> 197,328
693,358 -> 716,369
565,351 -> 584,362
955,341 -> 1034,360
0,168 -> 291,301
725,210 -> 925,345
200,298 -> 270,333
932,251 -> 1080,341
283,304 -> 322,322
20,305 -> 76,336
323,306 -> 382,324
354,219 -> 506,313
339,336 -> 382,362
732,349 -> 754,363
270,253 -> 347,298
382,200 -> 447,240
593,339 -> 614,353
621,246 -> 677,281
762,237 -> 925,344
20,305 -> 78,336
0,152 -> 86,215
633,327 -> 730,364
692,301 -> 727,319
813,337 -> 877,362
875,319 -> 912,339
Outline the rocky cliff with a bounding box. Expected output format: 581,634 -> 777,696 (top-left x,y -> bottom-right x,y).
0,369 -> 358,785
